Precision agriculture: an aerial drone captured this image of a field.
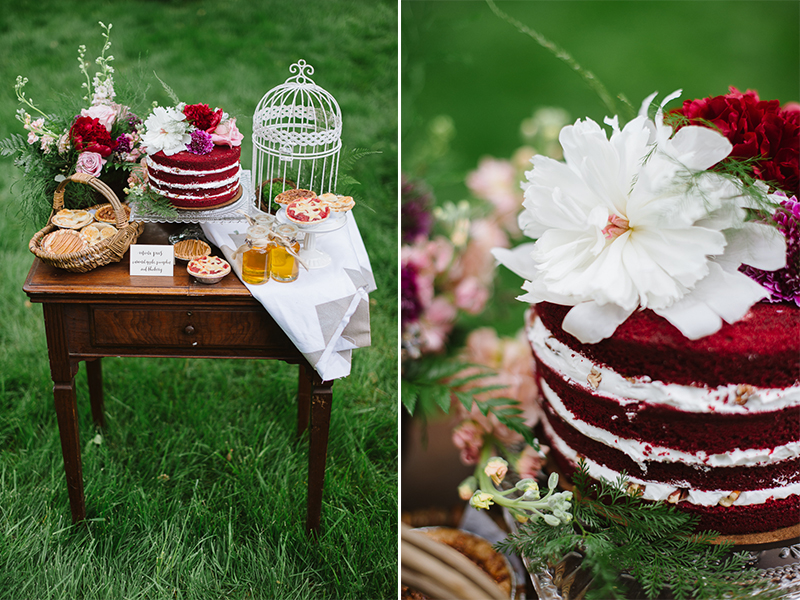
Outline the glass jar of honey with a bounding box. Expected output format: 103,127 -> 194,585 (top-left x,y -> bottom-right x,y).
270,223 -> 301,283
241,225 -> 273,285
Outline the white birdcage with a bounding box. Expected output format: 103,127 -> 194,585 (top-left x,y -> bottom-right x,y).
252,59 -> 342,213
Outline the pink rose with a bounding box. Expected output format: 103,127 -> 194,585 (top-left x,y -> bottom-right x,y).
75,151 -> 106,177
454,276 -> 490,314
210,118 -> 243,147
81,104 -> 117,132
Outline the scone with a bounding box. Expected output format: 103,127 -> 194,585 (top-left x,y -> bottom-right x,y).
51,209 -> 93,229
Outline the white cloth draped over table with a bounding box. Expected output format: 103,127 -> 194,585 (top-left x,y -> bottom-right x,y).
201,212 -> 376,380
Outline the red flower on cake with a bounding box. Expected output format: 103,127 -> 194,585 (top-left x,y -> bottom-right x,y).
183,103 -> 223,132
69,116 -> 114,157
672,87 -> 799,193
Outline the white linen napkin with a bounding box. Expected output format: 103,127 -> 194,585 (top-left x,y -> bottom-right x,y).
201,212 -> 375,380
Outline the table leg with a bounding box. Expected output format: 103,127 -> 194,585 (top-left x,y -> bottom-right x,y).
306,374 -> 333,536
42,304 -> 86,524
86,358 -> 105,429
297,363 -> 311,437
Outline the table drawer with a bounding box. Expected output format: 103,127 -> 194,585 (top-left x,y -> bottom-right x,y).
91,306 -> 285,348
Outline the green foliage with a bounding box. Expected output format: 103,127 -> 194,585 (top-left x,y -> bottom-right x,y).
498,461 -> 778,600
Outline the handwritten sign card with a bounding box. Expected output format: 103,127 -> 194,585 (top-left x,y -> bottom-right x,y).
130,245 -> 174,276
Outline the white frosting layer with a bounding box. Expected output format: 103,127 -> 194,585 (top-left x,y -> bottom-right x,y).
541,379 -> 800,469
543,416 -> 800,507
149,167 -> 241,191
529,316 -> 800,414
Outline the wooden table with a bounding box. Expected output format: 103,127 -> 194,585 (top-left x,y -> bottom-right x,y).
23,222 -> 333,534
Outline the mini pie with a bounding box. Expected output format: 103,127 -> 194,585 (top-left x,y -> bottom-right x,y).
42,228 -> 89,255
318,193 -> 355,212
174,239 -> 211,261
285,198 -> 331,225
51,208 -> 93,229
94,203 -> 131,223
187,255 -> 231,283
275,188 -> 316,205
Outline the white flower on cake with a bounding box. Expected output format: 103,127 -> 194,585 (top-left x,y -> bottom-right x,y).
140,106 -> 191,156
494,91 -> 786,343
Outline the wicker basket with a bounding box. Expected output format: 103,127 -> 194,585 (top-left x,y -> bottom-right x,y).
29,172 -> 144,273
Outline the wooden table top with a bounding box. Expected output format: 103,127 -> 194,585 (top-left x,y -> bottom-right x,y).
24,222 -> 254,302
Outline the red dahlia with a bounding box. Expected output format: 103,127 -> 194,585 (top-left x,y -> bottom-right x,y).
68,116 -> 114,157
671,87 -> 799,194
183,103 -> 223,132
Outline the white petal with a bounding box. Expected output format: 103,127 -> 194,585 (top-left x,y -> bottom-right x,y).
716,222 -> 786,272
562,301 -> 635,343
654,300 -> 722,340
664,125 -> 732,172
492,244 -> 539,280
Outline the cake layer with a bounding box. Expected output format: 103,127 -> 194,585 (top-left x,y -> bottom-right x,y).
536,302 -> 800,388
542,401 -> 800,492
545,418 -> 800,535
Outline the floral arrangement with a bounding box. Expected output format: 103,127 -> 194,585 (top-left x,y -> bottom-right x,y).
494,88 -> 798,344
125,81 -> 243,216
0,23 -> 143,222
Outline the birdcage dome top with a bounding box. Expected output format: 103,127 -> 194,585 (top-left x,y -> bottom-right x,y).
253,60 -> 342,151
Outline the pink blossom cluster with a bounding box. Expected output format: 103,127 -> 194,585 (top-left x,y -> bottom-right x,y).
450,328 -> 547,480
401,218 -> 509,358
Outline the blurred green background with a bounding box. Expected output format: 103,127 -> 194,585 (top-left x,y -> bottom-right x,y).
0,1 -> 397,599
401,0 -> 799,336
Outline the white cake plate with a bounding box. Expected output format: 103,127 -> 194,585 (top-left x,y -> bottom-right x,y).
275,208 -> 347,269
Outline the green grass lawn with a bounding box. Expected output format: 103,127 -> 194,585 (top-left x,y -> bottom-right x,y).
401,0 -> 799,338
0,1 -> 398,599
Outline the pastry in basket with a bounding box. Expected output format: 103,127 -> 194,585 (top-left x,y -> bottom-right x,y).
51,208 -> 93,229
285,197 -> 331,225
173,239 -> 212,262
42,228 -> 89,255
187,255 -> 231,284
275,188 -> 316,205
318,192 -> 355,212
94,203 -> 131,223
80,223 -> 117,246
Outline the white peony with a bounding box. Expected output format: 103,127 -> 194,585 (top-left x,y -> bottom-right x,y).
140,106 -> 191,156
493,92 -> 786,343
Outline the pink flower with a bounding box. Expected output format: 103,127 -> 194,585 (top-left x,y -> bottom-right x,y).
210,118 -> 243,147
466,157 -> 523,234
454,276 -> 490,314
75,151 -> 106,177
452,328 -> 541,447
515,445 -> 549,480
81,103 -> 118,132
452,420 -> 485,465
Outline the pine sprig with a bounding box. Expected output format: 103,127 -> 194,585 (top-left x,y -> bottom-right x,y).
498,460 -> 779,600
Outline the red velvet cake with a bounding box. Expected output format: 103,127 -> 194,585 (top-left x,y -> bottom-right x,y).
140,102 -> 244,210
146,145 -> 241,210
528,301 -> 800,537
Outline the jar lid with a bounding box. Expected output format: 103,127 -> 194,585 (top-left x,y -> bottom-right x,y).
274,223 -> 299,239
254,213 -> 277,227
246,224 -> 271,245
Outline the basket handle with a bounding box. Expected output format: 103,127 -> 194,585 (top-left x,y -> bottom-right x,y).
53,172 -> 129,229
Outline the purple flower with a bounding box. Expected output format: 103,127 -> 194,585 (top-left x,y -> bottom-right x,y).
401,262 -> 423,325
740,194 -> 800,306
402,175 -> 434,244
114,134 -> 132,154
186,129 -> 214,155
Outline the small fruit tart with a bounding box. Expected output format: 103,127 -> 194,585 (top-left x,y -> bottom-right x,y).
187,255 -> 231,284
285,197 -> 331,225
275,188 -> 316,205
